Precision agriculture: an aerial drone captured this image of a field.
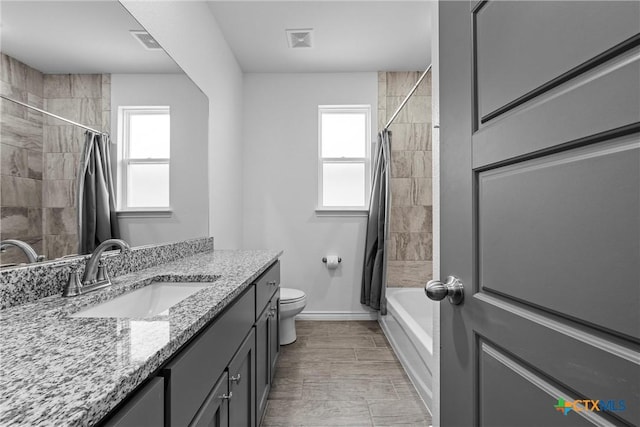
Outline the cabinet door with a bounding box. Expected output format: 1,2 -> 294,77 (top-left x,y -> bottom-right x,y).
228,328 -> 256,427
104,377 -> 164,427
268,295 -> 280,381
255,305 -> 271,422
190,372 -> 229,427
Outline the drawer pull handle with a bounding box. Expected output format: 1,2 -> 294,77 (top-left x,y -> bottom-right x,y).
220,392 -> 233,400
230,374 -> 241,384
267,280 -> 277,286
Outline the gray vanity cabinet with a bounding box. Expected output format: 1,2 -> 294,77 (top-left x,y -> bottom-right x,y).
100,260 -> 281,427
103,377 -> 164,427
256,289 -> 280,422
189,372 -> 229,427
164,287 -> 255,427
228,329 -> 256,427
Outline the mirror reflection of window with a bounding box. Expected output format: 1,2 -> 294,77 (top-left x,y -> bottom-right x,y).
117,107 -> 171,211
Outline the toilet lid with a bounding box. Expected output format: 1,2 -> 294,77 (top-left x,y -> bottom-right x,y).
280,287 -> 306,303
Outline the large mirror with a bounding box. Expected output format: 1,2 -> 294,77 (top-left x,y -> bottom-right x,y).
0,1 -> 210,267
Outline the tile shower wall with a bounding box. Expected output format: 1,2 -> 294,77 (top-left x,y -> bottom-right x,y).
42,73 -> 110,259
378,71 -> 433,287
0,54 -> 45,265
0,53 -> 110,263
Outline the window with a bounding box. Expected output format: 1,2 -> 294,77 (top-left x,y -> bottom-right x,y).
318,105 -> 371,211
117,106 -> 170,211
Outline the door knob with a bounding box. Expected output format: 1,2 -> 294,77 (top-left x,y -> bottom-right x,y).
425,276 -> 464,305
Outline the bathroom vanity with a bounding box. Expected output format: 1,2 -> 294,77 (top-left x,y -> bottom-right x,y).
106,261 -> 280,427
0,241 -> 282,427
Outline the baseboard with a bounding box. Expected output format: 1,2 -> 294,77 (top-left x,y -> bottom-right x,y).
296,311 -> 378,321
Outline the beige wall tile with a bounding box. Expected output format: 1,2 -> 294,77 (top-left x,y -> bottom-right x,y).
1,143 -> 28,177
1,176 -> 41,207
412,151 -> 432,178
394,232 -> 432,261
1,55 -> 27,90
378,71 -> 386,83
1,115 -> 43,150
0,207 -> 29,238
28,208 -> 43,237
377,80 -> 386,110
387,123 -> 411,151
43,126 -> 84,153
43,75 -> 72,98
26,67 -> 44,98
44,207 -> 76,235
412,123 -> 431,151
412,178 -> 432,206
27,149 -> 43,180
44,233 -> 78,259
387,71 -> 419,96
386,96 -> 409,124
390,151 -> 412,178
415,69 -> 432,96
79,98 -> 101,126
386,260 -> 433,287
70,74 -> 102,98
407,95 -> 431,124
26,94 -> 44,124
390,178 -> 412,206
44,153 -> 80,180
101,74 -> 111,85
43,180 -> 74,208
45,98 -> 81,124
389,206 -> 432,232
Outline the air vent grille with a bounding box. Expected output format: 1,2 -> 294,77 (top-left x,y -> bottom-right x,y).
130,30 -> 162,51
286,29 -> 314,48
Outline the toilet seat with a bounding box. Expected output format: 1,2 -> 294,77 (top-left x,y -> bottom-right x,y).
280,287 -> 306,304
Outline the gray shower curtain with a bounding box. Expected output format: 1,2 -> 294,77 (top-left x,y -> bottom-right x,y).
77,131 -> 120,254
361,129 -> 391,314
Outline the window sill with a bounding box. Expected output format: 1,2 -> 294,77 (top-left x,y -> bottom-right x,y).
315,208 -> 369,217
117,209 -> 173,218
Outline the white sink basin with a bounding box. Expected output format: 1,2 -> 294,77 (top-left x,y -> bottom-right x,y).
70,282 -> 216,318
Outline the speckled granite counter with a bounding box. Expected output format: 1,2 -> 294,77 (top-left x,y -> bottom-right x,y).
0,249 -> 281,427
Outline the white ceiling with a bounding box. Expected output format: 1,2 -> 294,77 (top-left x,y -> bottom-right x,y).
0,1 -> 182,74
208,1 -> 432,73
0,1 -> 431,75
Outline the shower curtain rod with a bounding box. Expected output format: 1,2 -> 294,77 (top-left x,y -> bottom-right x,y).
384,64 -> 432,130
0,94 -> 106,135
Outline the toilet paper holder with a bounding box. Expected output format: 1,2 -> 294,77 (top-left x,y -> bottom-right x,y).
322,257 -> 342,263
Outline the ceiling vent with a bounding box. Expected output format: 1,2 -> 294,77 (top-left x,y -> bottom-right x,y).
286,29 -> 313,48
130,30 -> 163,51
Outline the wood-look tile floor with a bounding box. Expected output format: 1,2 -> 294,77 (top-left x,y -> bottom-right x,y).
261,321 -> 432,427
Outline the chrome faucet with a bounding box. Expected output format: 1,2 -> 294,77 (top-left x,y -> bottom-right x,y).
0,239 -> 46,263
63,239 -> 130,297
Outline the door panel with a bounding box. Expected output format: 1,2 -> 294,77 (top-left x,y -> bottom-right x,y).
439,1 -> 640,426
473,53 -> 640,168
479,341 -> 610,427
475,1 -> 640,120
190,372 -> 229,427
478,137 -> 640,338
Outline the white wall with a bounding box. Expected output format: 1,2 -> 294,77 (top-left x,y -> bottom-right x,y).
120,0 -> 244,248
243,73 -> 378,318
110,74 -> 208,246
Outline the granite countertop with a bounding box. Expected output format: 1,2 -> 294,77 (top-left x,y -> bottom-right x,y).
0,249 -> 282,427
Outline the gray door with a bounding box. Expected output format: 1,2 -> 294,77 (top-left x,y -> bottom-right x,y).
437,1 -> 639,426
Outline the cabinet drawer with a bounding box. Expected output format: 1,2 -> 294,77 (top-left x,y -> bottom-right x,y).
255,261 -> 280,318
164,287 -> 255,427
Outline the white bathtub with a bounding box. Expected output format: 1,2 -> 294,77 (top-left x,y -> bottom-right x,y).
379,287 -> 434,412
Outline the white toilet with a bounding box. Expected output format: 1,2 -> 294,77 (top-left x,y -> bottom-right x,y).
279,288 -> 307,345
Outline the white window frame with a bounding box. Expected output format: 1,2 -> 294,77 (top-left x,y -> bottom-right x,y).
317,105 -> 372,214
116,106 -> 171,213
